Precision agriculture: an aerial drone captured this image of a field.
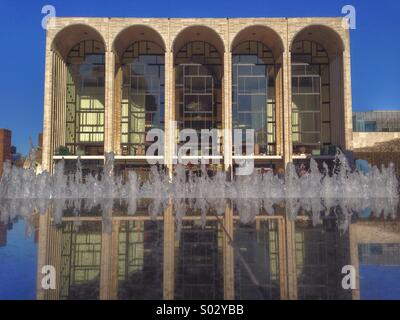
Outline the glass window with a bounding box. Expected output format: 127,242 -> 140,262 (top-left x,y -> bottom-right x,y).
291,40 -> 330,154
232,41 -> 276,154
120,41 -> 165,156
175,41 -> 222,146
65,40 -> 105,156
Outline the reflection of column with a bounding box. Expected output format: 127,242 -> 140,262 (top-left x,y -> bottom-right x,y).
163,201 -> 175,299
99,219 -> 119,300
285,216 -> 297,299
0,221 -> 7,247
36,209 -> 62,300
105,50 -> 116,153
277,217 -> 288,299
36,210 -> 51,300
223,203 -> 234,300
349,224 -> 360,300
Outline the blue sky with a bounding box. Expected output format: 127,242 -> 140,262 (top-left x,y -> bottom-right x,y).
0,0 -> 399,154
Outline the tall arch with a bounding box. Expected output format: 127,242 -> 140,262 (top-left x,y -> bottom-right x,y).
290,25 -> 346,155
230,25 -> 285,156
113,26 -> 166,156
173,26 -> 225,156
50,24 -> 107,156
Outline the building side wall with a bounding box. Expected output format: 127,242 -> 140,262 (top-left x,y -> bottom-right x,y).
353,132 -> 400,150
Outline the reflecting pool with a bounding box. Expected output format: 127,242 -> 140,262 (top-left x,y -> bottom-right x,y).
1,204 -> 399,300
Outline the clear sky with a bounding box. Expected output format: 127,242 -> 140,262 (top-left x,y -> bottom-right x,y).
0,0 -> 399,154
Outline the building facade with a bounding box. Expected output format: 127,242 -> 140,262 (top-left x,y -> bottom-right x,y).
0,129 -> 11,176
42,17 -> 353,174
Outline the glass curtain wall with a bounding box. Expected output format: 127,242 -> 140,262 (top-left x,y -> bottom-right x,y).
120,41 -> 165,156
66,40 -> 105,155
174,220 -> 223,300
175,41 -> 222,154
353,111 -> 400,132
60,221 -> 102,299
291,40 -> 331,155
232,41 -> 276,155
117,220 -> 164,299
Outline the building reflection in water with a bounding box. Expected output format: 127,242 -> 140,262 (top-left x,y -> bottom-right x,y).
36,201 -> 400,300
0,220 -> 14,248
0,221 -> 8,247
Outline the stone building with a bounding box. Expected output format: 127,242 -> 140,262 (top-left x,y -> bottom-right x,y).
0,129 -> 11,176
36,16 -> 356,300
41,17 -> 353,174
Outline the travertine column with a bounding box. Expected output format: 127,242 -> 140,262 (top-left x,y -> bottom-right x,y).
165,49 -> 174,173
60,58 -> 67,149
283,49 -> 293,166
114,65 -> 122,155
104,50 -> 116,153
42,42 -> 55,173
275,59 -> 284,157
223,51 -> 233,171
343,29 -> 353,151
52,55 -> 58,153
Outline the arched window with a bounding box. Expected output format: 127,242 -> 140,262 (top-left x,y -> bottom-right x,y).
175,41 -> 223,135
232,40 -> 276,155
291,40 -> 330,155
66,40 -> 105,155
120,40 -> 165,156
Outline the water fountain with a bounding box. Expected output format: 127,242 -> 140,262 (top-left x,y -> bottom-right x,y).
0,150 -> 398,233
